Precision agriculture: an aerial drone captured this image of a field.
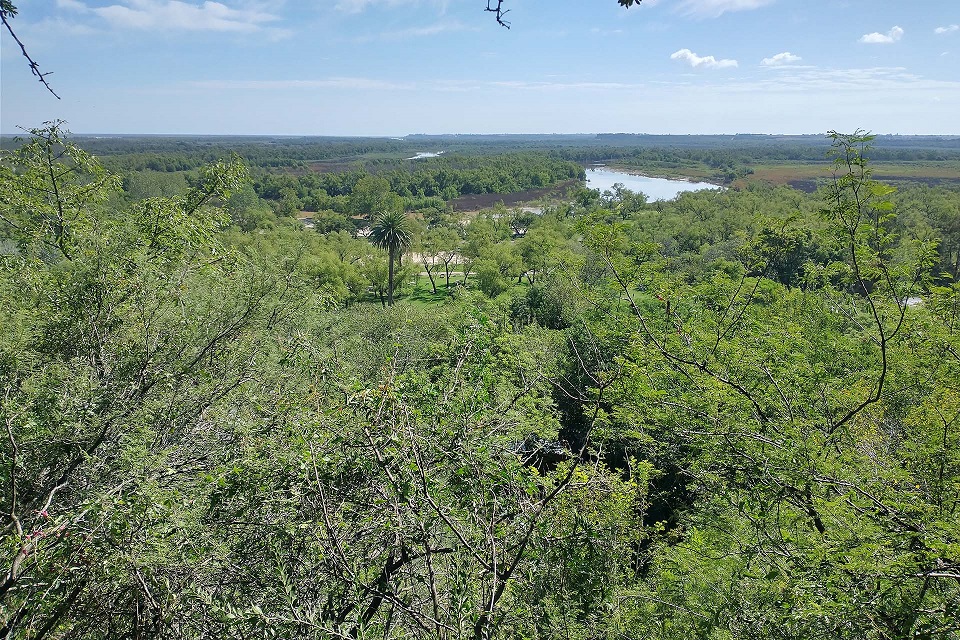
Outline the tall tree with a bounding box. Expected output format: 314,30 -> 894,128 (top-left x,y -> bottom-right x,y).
369,209 -> 413,306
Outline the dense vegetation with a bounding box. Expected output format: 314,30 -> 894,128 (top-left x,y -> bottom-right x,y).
7,132 -> 957,195
2,125 -> 960,639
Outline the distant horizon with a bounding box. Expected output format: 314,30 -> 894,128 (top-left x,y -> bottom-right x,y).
3,131 -> 959,139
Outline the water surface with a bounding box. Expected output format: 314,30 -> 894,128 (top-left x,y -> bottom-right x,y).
586,166 -> 721,200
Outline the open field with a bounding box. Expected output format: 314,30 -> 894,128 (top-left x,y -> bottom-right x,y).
740,161 -> 960,192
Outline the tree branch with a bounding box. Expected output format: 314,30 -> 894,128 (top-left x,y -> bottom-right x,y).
484,0 -> 510,28
0,3 -> 60,100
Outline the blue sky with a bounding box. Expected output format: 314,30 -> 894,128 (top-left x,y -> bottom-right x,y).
1,0 -> 958,135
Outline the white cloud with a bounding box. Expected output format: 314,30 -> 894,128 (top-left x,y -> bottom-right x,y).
859,25 -> 904,44
2,14 -> 100,51
349,20 -> 472,42
490,80 -> 640,91
590,27 -> 624,36
56,0 -> 91,10
60,0 -> 281,32
670,48 -> 738,69
761,51 -> 801,66
724,65 -> 960,95
189,77 -> 410,91
335,0 -> 405,13
334,0 -> 448,14
935,24 -> 959,35
396,22 -> 459,36
382,21 -> 470,38
677,0 -> 775,18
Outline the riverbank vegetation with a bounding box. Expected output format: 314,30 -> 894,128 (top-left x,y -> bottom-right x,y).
6,132 -> 957,197
2,124 -> 960,638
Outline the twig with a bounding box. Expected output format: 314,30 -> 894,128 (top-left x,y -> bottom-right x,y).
484,0 -> 510,28
0,5 -> 60,99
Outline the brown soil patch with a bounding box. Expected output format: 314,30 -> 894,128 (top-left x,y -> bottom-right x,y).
449,180 -> 579,213
786,180 -> 820,193
787,176 -> 960,193
308,160 -> 360,174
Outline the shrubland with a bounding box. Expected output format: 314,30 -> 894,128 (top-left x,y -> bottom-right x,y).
2,124 -> 959,639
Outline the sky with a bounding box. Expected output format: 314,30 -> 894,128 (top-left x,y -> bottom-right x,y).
1,0 -> 958,135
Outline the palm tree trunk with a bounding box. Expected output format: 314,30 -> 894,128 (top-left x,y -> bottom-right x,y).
387,248 -> 395,306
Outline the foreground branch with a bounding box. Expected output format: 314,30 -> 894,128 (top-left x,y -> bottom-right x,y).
0,3 -> 60,99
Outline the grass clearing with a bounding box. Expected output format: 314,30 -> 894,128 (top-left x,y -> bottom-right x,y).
745,161 -> 960,190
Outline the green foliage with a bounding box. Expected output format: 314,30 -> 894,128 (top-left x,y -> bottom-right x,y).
1,123 -> 321,637
0,122 -> 121,260
3,125 -> 959,639
474,242 -> 522,297
571,131 -> 960,639
349,174 -> 399,217
310,209 -> 354,235
369,209 -> 415,306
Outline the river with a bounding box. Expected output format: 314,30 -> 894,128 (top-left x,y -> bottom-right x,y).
585,166 -> 721,200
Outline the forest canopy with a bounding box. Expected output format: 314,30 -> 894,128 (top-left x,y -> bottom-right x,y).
3,0 -> 959,634
1,123 -> 959,638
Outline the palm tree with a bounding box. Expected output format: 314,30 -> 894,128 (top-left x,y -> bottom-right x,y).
369,209 -> 413,306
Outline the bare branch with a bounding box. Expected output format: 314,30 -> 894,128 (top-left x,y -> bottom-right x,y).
0,4 -> 61,100
487,0 -> 642,28
484,0 -> 510,28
